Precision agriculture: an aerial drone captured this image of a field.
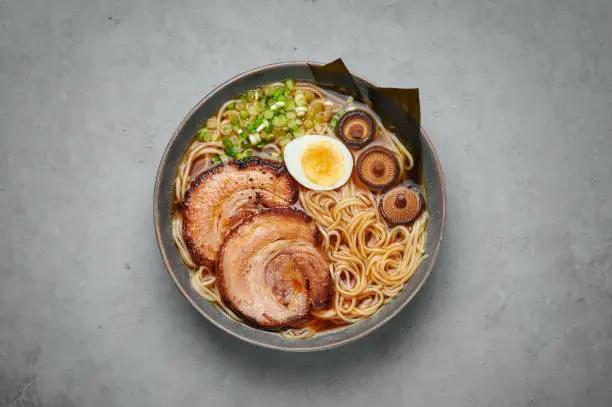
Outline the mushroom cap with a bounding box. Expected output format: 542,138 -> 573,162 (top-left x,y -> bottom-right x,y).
336,110 -> 376,148
356,146 -> 400,191
379,183 -> 425,225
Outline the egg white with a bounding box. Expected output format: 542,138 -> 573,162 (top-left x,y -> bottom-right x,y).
283,135 -> 354,191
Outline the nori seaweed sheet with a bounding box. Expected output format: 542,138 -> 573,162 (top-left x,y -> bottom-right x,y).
307,59 -> 422,183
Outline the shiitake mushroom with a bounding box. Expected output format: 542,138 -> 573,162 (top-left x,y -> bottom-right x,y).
336,110 -> 376,148
356,146 -> 400,191
379,183 -> 425,225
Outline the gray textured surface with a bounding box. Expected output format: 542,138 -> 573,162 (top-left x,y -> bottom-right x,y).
1,0 -> 611,406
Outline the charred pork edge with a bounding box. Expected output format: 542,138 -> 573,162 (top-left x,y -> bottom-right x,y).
181,159 -> 299,268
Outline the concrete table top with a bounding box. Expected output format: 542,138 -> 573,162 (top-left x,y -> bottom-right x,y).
1,0 -> 611,406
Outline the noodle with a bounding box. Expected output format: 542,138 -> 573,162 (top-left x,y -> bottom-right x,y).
297,179 -> 428,336
170,81 -> 428,339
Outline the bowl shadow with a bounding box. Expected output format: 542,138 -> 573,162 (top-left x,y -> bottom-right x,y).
155,236 -> 450,382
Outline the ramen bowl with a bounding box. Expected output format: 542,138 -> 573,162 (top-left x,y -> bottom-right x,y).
153,62 -> 445,351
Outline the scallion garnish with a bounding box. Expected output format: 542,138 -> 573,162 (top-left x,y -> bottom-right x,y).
248,133 -> 262,145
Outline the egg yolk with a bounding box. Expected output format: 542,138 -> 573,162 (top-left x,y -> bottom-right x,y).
301,141 -> 345,186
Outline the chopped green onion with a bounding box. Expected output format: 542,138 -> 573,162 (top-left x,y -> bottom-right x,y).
263,110 -> 274,120
271,101 -> 286,111
255,125 -> 266,134
278,137 -> 292,148
246,103 -> 259,116
248,133 -> 262,145
212,156 -> 221,164
272,115 -> 287,128
236,150 -> 253,160
225,148 -> 237,158
263,86 -> 274,96
235,150 -> 252,159
222,137 -> 233,149
257,140 -> 267,148
285,111 -> 297,119
231,135 -> 243,145
276,95 -> 286,103
330,110 -> 345,128
294,98 -> 307,107
286,79 -> 295,89
256,120 -> 268,133
239,110 -> 249,119
287,118 -> 298,131
227,111 -> 240,122
221,125 -> 232,136
196,127 -> 209,141
285,100 -> 296,112
227,103 -> 235,110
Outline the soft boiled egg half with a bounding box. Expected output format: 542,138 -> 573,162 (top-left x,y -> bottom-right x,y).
283,135 -> 354,191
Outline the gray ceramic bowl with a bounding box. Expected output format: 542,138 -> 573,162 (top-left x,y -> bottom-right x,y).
154,62 -> 445,351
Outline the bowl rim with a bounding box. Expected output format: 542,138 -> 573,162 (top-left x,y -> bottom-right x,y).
153,61 -> 446,351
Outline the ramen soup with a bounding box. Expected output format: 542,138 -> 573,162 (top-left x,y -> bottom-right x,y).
171,80 -> 428,338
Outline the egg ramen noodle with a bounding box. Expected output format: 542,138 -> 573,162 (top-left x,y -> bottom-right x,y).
171,80 -> 428,338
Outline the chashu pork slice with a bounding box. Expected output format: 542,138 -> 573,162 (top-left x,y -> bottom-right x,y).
217,208 -> 331,329
182,158 -> 298,268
